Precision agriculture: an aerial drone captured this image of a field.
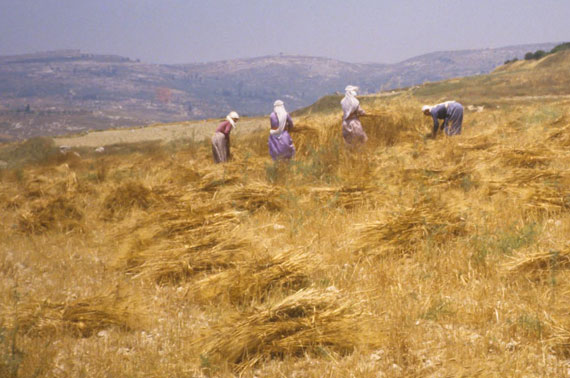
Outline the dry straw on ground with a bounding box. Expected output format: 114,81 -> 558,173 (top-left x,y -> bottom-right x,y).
193,249 -> 315,305
503,245 -> 570,278
199,288 -> 376,372
2,293 -> 142,338
353,198 -> 467,256
3,58 -> 570,376
101,181 -> 157,220
18,196 -> 84,234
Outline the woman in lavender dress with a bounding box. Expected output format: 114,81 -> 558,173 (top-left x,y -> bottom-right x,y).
341,85 -> 368,147
268,100 -> 295,161
211,111 -> 239,163
422,101 -> 463,138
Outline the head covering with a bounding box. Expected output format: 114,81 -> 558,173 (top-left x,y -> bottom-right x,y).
226,111 -> 239,128
270,100 -> 288,137
345,85 -> 359,96
341,85 -> 360,121
422,105 -> 431,112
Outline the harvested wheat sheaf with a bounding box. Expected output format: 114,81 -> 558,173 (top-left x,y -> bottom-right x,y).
193,249 -> 315,304
123,232 -> 253,284
18,196 -> 84,234
101,181 -> 157,221
3,294 -> 142,337
353,199 -> 466,256
199,288 -> 373,372
221,182 -> 287,212
309,185 -> 377,209
503,245 -> 570,276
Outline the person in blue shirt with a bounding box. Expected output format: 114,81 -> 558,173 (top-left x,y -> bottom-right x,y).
422,101 -> 463,138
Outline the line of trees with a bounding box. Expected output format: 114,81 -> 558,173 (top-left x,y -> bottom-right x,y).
504,42 -> 570,65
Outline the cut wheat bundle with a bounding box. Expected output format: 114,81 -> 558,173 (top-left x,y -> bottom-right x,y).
199,288 -> 374,372
309,185 -> 377,209
3,293 -> 142,338
353,199 -> 466,256
548,312 -> 570,357
496,147 -> 553,168
193,249 -> 314,304
221,182 -> 287,212
492,184 -> 570,215
289,123 -> 323,156
125,233 -> 253,284
101,181 -> 157,221
545,119 -> 570,147
18,196 -> 84,234
196,166 -> 242,192
503,245 -> 570,277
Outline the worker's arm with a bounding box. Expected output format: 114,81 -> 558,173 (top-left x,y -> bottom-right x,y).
286,114 -> 294,131
432,114 -> 440,137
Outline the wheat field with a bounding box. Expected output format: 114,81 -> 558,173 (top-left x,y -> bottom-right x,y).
1,59 -> 570,377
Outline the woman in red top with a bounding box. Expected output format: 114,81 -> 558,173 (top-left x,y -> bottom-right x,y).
211,111 -> 239,163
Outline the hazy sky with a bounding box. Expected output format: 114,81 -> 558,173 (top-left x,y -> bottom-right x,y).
0,0 -> 569,64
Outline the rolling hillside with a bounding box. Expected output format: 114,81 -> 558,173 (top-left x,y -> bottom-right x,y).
0,42 -> 556,140
1,49 -> 570,377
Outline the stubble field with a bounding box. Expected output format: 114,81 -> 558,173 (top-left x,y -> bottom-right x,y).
1,56 -> 570,377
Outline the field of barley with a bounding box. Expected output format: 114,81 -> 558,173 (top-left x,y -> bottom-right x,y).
1,51 -> 570,377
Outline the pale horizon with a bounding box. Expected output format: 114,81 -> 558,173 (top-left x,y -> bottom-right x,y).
1,0 -> 568,65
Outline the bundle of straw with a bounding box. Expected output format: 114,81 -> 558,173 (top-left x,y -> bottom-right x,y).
4,294 -> 142,337
545,120 -> 570,147
498,147 -> 552,168
354,199 -> 466,255
18,196 -> 84,234
309,185 -> 376,209
548,311 -> 570,357
197,167 -> 242,192
503,246 -> 570,277
290,123 -> 322,156
193,249 -> 314,304
199,288 -> 369,372
222,183 -> 287,212
126,233 -> 253,284
101,181 -> 156,221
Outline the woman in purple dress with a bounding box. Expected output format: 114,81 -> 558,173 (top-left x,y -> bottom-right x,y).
341,85 -> 368,147
422,101 -> 463,138
211,111 -> 239,163
268,100 -> 295,161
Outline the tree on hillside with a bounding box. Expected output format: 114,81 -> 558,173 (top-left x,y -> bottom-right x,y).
533,50 -> 547,59
550,42 -> 570,54
523,43 -> 569,61
524,50 -> 547,60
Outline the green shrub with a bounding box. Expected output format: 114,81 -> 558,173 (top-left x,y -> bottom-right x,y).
550,42 -> 570,54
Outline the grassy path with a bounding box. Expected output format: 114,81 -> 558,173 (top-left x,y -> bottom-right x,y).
54,117 -> 268,148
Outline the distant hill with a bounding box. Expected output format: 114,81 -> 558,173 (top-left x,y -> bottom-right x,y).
411,49 -> 570,104
0,43 -> 556,139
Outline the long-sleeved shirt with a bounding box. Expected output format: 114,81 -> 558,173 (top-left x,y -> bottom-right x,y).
429,103 -> 449,136
270,112 -> 293,130
215,120 -> 233,137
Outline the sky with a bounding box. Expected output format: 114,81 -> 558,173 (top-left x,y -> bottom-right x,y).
0,0 -> 569,64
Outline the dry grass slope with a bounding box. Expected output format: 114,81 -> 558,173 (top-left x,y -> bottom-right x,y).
1,53 -> 570,376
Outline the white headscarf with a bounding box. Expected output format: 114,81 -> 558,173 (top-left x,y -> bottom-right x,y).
422,101 -> 456,113
270,100 -> 288,137
341,85 -> 360,121
226,111 -> 239,129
